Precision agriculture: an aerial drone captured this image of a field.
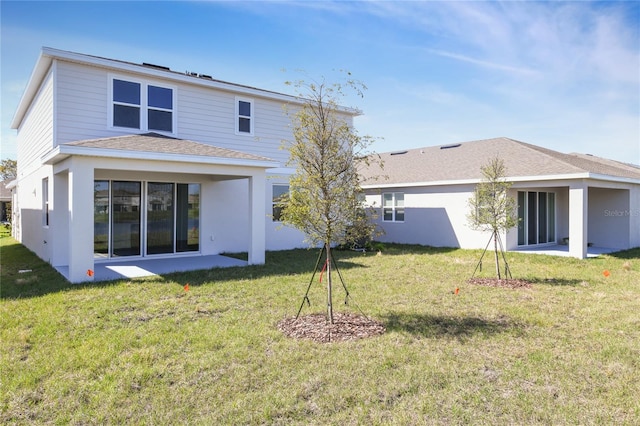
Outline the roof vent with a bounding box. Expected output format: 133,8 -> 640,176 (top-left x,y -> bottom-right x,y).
142,62 -> 170,71
440,143 -> 461,150
390,150 -> 408,156
199,74 -> 213,80
186,71 -> 198,77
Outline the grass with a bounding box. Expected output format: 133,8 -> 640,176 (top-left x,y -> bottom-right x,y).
2,230 -> 639,425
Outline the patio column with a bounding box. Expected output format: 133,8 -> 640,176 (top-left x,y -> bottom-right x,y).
247,173 -> 266,265
569,181 -> 588,259
67,158 -> 95,283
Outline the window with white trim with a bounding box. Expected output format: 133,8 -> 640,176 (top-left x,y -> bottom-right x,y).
42,178 -> 49,227
235,97 -> 253,135
110,76 -> 175,133
272,184 -> 289,222
382,192 -> 404,222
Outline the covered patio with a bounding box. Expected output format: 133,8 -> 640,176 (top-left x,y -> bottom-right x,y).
55,254 -> 247,282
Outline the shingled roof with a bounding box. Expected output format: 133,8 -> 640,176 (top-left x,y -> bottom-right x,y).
42,133 -> 277,167
361,137 -> 640,186
63,132 -> 273,162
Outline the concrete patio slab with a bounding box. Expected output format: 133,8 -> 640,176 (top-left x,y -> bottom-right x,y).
512,245 -> 618,258
56,254 -> 247,282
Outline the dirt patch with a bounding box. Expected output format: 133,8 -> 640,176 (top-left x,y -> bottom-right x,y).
467,277 -> 533,289
278,312 -> 386,343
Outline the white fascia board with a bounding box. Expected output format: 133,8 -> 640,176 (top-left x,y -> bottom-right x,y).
361,173 -> 603,190
586,173 -> 640,185
41,145 -> 279,169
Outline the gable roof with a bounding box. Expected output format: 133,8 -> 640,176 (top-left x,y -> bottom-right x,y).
361,137 -> 640,187
42,133 -> 278,168
11,47 -> 360,129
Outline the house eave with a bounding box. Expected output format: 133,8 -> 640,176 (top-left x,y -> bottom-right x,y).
41,145 -> 280,169
361,172 -> 640,190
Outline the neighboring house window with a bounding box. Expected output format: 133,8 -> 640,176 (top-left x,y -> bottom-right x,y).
272,184 -> 289,221
42,178 -> 49,226
236,97 -> 253,135
382,192 -> 404,222
110,76 -> 175,133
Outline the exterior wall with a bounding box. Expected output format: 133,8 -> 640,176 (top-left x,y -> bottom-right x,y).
13,166 -> 53,261
588,187 -> 630,249
54,60 -> 307,165
265,173 -> 308,251
365,184 -> 491,249
16,67 -> 55,178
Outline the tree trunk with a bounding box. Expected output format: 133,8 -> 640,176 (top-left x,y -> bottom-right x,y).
326,243 -> 334,324
493,231 -> 501,279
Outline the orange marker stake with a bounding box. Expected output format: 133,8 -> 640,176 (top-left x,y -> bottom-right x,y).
603,270 -> 610,278
184,283 -> 190,292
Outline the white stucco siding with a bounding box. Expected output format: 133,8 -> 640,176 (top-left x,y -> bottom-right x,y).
13,167 -> 52,262
265,174 -> 308,251
16,68 -> 54,176
366,185 -> 490,249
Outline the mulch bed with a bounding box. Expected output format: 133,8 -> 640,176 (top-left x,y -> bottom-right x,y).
467,277 -> 533,289
278,312 -> 386,343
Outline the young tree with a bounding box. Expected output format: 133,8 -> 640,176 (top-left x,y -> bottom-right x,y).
281,74 -> 379,323
0,159 -> 17,181
467,156 -> 518,279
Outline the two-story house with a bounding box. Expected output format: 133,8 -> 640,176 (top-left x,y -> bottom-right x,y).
10,47 -> 358,283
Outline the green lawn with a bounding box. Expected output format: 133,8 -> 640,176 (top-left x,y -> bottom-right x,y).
2,232 -> 639,425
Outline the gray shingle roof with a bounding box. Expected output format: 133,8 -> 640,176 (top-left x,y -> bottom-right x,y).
63,132 -> 274,163
361,137 -> 640,186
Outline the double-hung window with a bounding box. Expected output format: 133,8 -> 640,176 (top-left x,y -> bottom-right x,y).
111,76 -> 175,134
382,192 -> 404,222
236,97 -> 253,135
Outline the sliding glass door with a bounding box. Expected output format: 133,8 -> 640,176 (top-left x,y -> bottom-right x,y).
517,191 -> 555,246
112,181 -> 141,257
94,180 -> 199,258
176,183 -> 200,252
147,182 -> 174,255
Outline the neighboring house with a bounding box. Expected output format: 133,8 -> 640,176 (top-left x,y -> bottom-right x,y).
10,47 -> 358,283
361,137 -> 640,258
0,180 -> 11,223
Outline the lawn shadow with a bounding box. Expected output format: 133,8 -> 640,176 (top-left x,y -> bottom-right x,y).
606,247 -> 640,260
366,242 -> 459,257
527,277 -> 585,286
382,311 -> 521,341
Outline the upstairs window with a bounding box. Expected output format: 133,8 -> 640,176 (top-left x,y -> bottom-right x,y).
382,192 -> 404,222
236,97 -> 253,135
113,79 -> 141,129
148,85 -> 173,132
110,76 -> 175,134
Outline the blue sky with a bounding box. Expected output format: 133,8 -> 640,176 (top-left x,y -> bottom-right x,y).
2,1 -> 639,165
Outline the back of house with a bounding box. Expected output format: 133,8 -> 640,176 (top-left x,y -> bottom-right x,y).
10,47 -> 358,282
361,137 -> 640,258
